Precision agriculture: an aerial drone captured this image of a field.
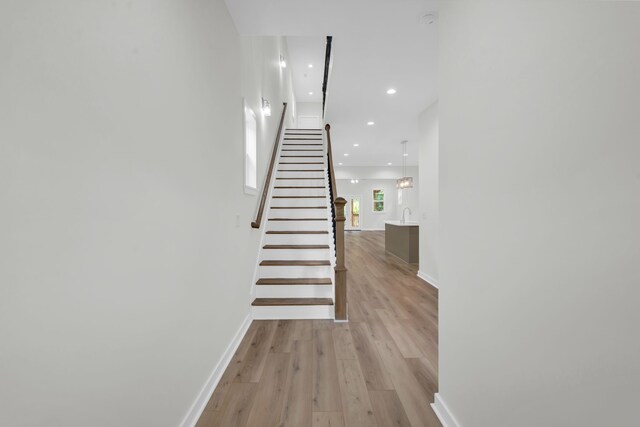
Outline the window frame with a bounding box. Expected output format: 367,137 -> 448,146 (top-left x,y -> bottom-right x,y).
243,99 -> 258,195
372,188 -> 386,213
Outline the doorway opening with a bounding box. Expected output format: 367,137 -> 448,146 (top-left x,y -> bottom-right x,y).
343,195 -> 362,231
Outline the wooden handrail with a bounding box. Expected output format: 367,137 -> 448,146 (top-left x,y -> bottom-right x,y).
325,123 -> 347,321
251,102 -> 288,229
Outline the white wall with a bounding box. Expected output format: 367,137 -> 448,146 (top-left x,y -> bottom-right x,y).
336,166 -> 418,181
296,102 -> 323,122
439,2 -> 640,427
418,103 -> 439,285
0,1 -> 294,426
336,179 -> 397,230
241,37 -> 296,190
336,166 -> 419,230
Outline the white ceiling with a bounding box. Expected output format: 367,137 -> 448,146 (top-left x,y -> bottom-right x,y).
286,37 -> 325,104
225,0 -> 438,166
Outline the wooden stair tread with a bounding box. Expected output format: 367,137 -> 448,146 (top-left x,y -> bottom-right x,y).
273,196 -> 326,199
279,162 -> 324,165
252,298 -> 334,306
277,169 -> 324,172
282,149 -> 323,151
280,155 -> 324,158
266,231 -> 328,234
274,186 -> 325,189
260,260 -> 330,266
268,218 -> 327,221
276,177 -> 323,180
263,245 -> 330,249
271,206 -> 326,209
256,278 -> 332,285
283,144 -> 322,146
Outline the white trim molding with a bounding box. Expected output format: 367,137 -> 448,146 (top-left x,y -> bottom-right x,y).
431,393 -> 461,427
180,313 -> 253,427
417,270 -> 439,289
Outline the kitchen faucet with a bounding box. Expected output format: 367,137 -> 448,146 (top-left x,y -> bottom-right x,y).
402,207 -> 412,224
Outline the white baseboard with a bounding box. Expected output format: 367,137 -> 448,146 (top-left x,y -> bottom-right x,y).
431,393 -> 461,427
417,270 -> 439,289
180,313 -> 253,427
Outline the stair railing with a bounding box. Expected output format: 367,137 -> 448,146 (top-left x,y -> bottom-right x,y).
325,124 -> 347,321
251,102 -> 288,229
322,36 -> 333,118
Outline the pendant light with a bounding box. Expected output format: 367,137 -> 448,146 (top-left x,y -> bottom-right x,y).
396,140 -> 413,189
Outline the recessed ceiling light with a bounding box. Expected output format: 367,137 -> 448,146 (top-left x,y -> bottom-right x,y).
403,153 -> 409,157
353,144 -> 359,147
367,121 -> 375,126
338,162 -> 343,166
308,92 -> 313,95
388,162 -> 393,165
386,88 -> 397,95
308,64 -> 313,68
344,153 -> 349,157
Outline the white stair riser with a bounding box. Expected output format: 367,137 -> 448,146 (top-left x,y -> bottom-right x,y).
269,209 -> 328,218
274,178 -> 325,187
252,305 -> 334,320
285,131 -> 322,134
279,157 -> 325,163
267,220 -> 329,231
276,168 -> 325,173
281,145 -> 323,151
278,162 -> 325,170
260,249 -> 330,261
255,285 -> 333,299
280,151 -> 324,157
258,265 -> 333,278
264,234 -> 331,245
276,174 -> 325,181
273,188 -> 326,197
284,136 -> 322,140
270,198 -> 328,208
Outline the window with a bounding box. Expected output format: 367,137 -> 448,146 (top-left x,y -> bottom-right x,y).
244,100 -> 257,194
373,189 -> 385,212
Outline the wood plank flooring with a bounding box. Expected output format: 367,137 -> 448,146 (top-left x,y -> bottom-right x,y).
197,231 -> 440,427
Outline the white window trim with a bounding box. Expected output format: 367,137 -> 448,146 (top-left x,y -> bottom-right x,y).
243,99 -> 258,196
372,189 -> 386,214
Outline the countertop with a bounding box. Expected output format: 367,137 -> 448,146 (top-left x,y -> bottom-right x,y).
385,220 -> 419,227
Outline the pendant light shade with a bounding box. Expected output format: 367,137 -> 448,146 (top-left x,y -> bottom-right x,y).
396,140 -> 413,189
397,176 -> 413,189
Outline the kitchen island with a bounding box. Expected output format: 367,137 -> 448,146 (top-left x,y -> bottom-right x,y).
384,220 -> 419,264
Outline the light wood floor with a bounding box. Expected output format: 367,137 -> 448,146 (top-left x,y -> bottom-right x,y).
196,231 -> 441,427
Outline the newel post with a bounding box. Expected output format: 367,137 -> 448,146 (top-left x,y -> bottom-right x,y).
334,197 -> 348,321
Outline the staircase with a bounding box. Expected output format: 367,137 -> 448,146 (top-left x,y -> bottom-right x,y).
251,128 -> 336,319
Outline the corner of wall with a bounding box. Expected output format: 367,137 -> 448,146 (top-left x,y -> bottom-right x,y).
431,393 -> 462,427
180,313 -> 253,427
